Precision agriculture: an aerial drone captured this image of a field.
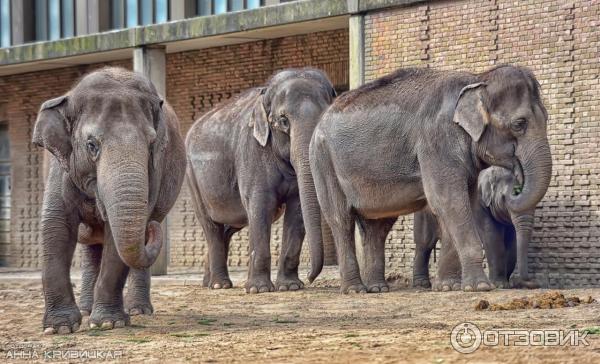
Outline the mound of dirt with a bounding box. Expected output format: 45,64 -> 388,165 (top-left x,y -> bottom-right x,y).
475,291 -> 597,311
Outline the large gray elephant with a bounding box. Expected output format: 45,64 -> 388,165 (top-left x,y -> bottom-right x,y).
33,68 -> 186,334
412,166 -> 540,291
310,65 -> 552,293
186,68 -> 335,293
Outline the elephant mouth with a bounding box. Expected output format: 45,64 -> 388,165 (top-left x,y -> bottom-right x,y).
512,159 -> 524,193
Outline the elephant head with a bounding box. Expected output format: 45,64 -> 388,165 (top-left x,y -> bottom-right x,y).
251,69 -> 336,282
33,67 -> 167,269
454,65 -> 552,214
479,166 -> 537,285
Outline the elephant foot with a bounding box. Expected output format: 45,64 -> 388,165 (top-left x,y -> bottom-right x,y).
245,275 -> 275,294
125,302 -> 153,316
461,274 -> 495,292
341,278 -> 367,294
432,277 -> 461,292
366,281 -> 389,293
43,304 -> 82,335
210,276 -> 233,290
275,273 -> 304,291
412,276 -> 432,289
509,276 -> 540,289
89,304 -> 130,331
492,279 -> 510,289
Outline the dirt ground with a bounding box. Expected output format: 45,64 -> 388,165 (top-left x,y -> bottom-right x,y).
1,267 -> 599,363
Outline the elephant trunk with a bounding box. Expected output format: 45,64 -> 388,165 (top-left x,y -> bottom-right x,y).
97,146 -> 161,270
291,135 -> 323,283
507,138 -> 552,213
511,212 -> 534,281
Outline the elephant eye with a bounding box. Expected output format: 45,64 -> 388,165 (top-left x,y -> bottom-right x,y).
511,118 -> 527,133
278,114 -> 289,129
86,138 -> 100,159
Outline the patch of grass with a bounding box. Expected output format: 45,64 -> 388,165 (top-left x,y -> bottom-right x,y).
170,332 -> 210,338
197,318 -> 218,326
167,321 -> 177,325
344,333 -> 359,338
583,327 -> 600,335
223,322 -> 235,327
273,318 -> 298,324
86,330 -> 106,337
124,337 -> 152,344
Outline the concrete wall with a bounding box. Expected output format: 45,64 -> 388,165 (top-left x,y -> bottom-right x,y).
363,0 -> 600,287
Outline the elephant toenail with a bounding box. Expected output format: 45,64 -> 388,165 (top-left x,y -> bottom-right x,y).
213,283 -> 222,289
101,321 -> 113,330
279,285 -> 288,291
114,321 -> 125,328
259,286 -> 269,293
442,285 -> 450,292
72,323 -> 80,332
289,284 -> 299,291
57,326 -> 71,335
381,286 -> 389,292
130,309 -> 141,316
43,327 -> 56,335
464,285 -> 474,292
249,287 -> 258,294
89,323 -> 99,330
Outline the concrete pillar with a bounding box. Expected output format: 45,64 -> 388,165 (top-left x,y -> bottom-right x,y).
133,45 -> 169,276
349,13 -> 368,275
11,0 -> 34,45
349,14 -> 365,90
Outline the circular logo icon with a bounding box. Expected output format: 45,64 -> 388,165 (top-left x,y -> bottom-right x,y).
450,322 -> 482,354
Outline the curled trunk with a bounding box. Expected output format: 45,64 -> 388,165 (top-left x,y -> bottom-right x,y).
98,152 -> 162,269
507,138 -> 552,213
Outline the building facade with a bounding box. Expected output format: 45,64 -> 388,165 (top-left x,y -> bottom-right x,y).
0,0 -> 598,288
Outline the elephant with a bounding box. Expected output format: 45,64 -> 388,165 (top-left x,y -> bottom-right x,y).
412,166 -> 540,291
32,67 -> 186,334
185,68 -> 335,293
310,65 -> 552,293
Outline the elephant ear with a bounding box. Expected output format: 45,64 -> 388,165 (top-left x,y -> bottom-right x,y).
454,82 -> 489,142
149,98 -> 170,207
32,95 -> 72,172
252,88 -> 270,147
478,173 -> 495,208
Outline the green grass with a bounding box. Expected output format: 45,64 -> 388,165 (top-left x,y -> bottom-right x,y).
170,332 -> 210,338
583,327 -> 600,335
86,330 -> 106,337
273,318 -> 298,324
197,318 -> 218,326
344,333 -> 359,338
223,322 -> 235,327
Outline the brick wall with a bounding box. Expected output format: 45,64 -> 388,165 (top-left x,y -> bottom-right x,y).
165,29 -> 349,270
364,0 -> 600,287
0,60 -> 132,268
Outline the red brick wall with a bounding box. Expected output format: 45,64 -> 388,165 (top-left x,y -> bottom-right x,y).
364,0 -> 600,287
0,60 -> 132,268
165,29 -> 349,269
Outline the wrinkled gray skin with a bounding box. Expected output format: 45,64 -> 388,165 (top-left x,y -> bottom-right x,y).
33,68 -> 186,334
310,65 -> 552,293
186,69 -> 335,293
413,166 -> 540,291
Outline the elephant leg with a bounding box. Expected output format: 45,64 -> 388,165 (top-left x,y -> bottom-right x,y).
125,268 -> 153,315
41,185 -> 81,334
79,244 -> 102,316
201,220 -> 234,289
412,210 -> 438,288
479,213 -> 509,289
504,226 -> 517,281
432,229 -> 462,291
89,225 -> 130,330
276,195 -> 305,291
245,196 -> 277,294
357,217 -> 396,293
421,167 -> 493,292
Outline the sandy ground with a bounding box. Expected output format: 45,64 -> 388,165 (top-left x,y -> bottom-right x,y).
0,267 -> 599,363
